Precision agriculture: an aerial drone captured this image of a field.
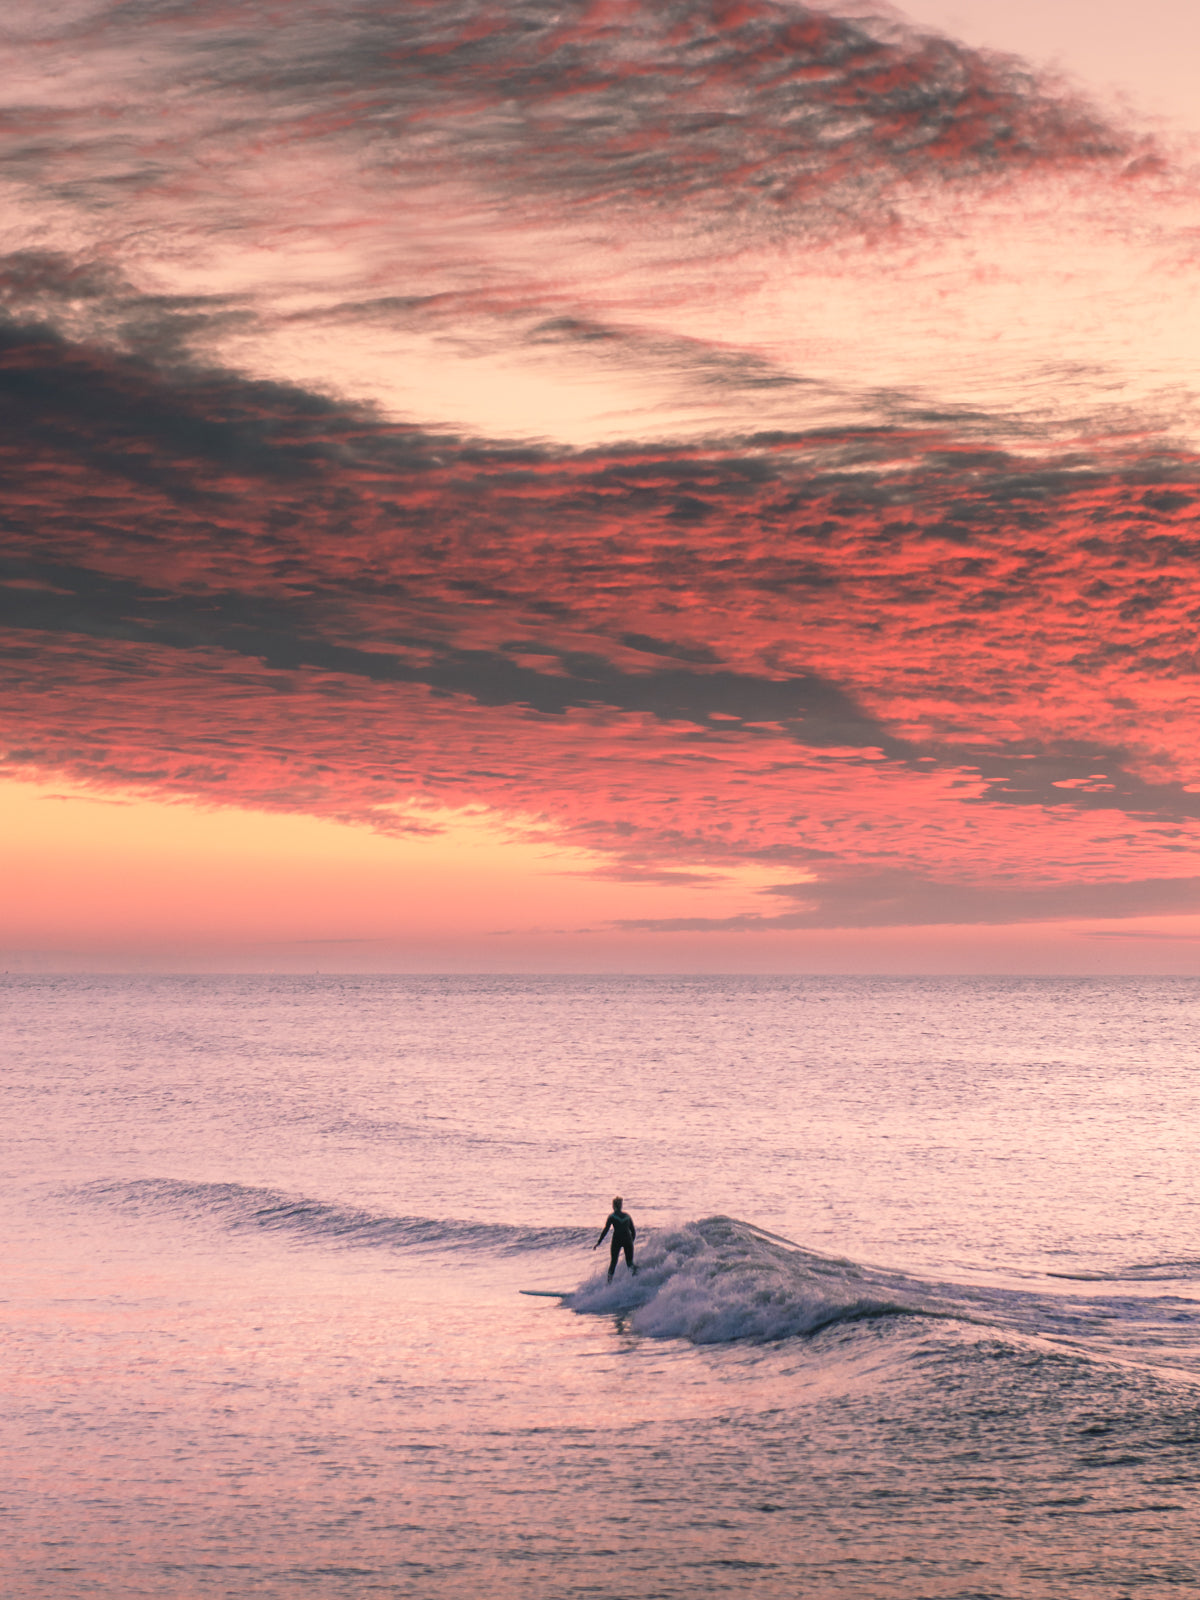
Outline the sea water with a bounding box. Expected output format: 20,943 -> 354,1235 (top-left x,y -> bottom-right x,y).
4,974 -> 1200,1598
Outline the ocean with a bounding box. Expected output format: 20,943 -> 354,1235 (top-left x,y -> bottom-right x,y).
4,974 -> 1200,1598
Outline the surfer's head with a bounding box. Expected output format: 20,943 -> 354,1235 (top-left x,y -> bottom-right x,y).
612,1196 -> 623,1210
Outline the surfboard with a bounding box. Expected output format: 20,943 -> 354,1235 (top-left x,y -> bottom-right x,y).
519,1289 -> 572,1298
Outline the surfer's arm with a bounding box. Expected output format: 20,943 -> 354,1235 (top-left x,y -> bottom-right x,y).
594,1216 -> 612,1248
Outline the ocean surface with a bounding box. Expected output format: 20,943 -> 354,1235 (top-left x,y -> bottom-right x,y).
5,974 -> 1200,1598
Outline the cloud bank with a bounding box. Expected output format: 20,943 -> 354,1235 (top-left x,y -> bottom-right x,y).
4,0 -> 1200,937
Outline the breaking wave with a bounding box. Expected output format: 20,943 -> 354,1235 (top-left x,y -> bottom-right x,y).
559,1219 -> 1200,1364
566,1215 -> 940,1343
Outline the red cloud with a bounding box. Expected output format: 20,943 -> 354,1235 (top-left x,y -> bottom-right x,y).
5,320 -> 1200,925
0,0 -> 1192,936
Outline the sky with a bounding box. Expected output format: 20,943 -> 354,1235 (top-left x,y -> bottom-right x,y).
5,0 -> 1200,972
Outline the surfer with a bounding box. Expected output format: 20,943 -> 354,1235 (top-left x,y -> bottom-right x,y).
594,1196 -> 637,1282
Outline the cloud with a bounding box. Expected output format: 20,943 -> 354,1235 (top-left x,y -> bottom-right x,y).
4,306 -> 1200,757
3,2 -> 1200,935
0,0 -> 1187,461
9,0 -> 1137,233
618,868 -> 1200,931
5,297 -> 1200,930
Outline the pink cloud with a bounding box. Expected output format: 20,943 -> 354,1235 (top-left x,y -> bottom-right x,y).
3,2 -> 1200,941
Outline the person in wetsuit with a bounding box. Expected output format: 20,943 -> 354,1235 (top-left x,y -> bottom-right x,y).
594,1196 -> 637,1282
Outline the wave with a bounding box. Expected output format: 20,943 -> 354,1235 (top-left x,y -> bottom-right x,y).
565,1216 -> 940,1343
74,1184 -> 954,1342
74,1177 -> 588,1255
1047,1259 -> 1200,1283
563,1222 -> 1200,1363
75,1184 -> 1199,1363
76,1183 -> 942,1341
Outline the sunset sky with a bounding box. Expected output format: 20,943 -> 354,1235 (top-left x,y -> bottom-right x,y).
6,0 -> 1200,971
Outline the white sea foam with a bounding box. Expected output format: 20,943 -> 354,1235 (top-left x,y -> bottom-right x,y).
568,1216 -> 929,1343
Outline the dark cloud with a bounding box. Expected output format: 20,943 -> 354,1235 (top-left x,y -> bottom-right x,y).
971,748 -> 1200,820
0,556 -> 895,744
0,251 -> 251,364
4,0 -> 1150,276
160,0 -> 1140,224
619,868 -> 1200,931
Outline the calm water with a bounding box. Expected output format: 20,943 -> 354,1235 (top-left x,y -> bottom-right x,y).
4,975 -> 1200,1597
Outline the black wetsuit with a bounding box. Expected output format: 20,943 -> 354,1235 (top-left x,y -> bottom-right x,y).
597,1207 -> 636,1279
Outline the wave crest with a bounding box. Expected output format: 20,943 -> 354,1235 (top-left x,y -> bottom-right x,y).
568,1216 -> 929,1344
75,1177 -> 587,1254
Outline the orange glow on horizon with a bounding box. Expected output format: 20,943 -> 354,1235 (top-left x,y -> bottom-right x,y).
6,777 -> 1200,975
1,777 -> 789,962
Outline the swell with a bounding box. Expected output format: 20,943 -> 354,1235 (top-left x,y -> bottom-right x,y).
75,1182 -> 947,1341
74,1176 -> 588,1254
1047,1259 -> 1200,1283
72,1184 -> 1200,1365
